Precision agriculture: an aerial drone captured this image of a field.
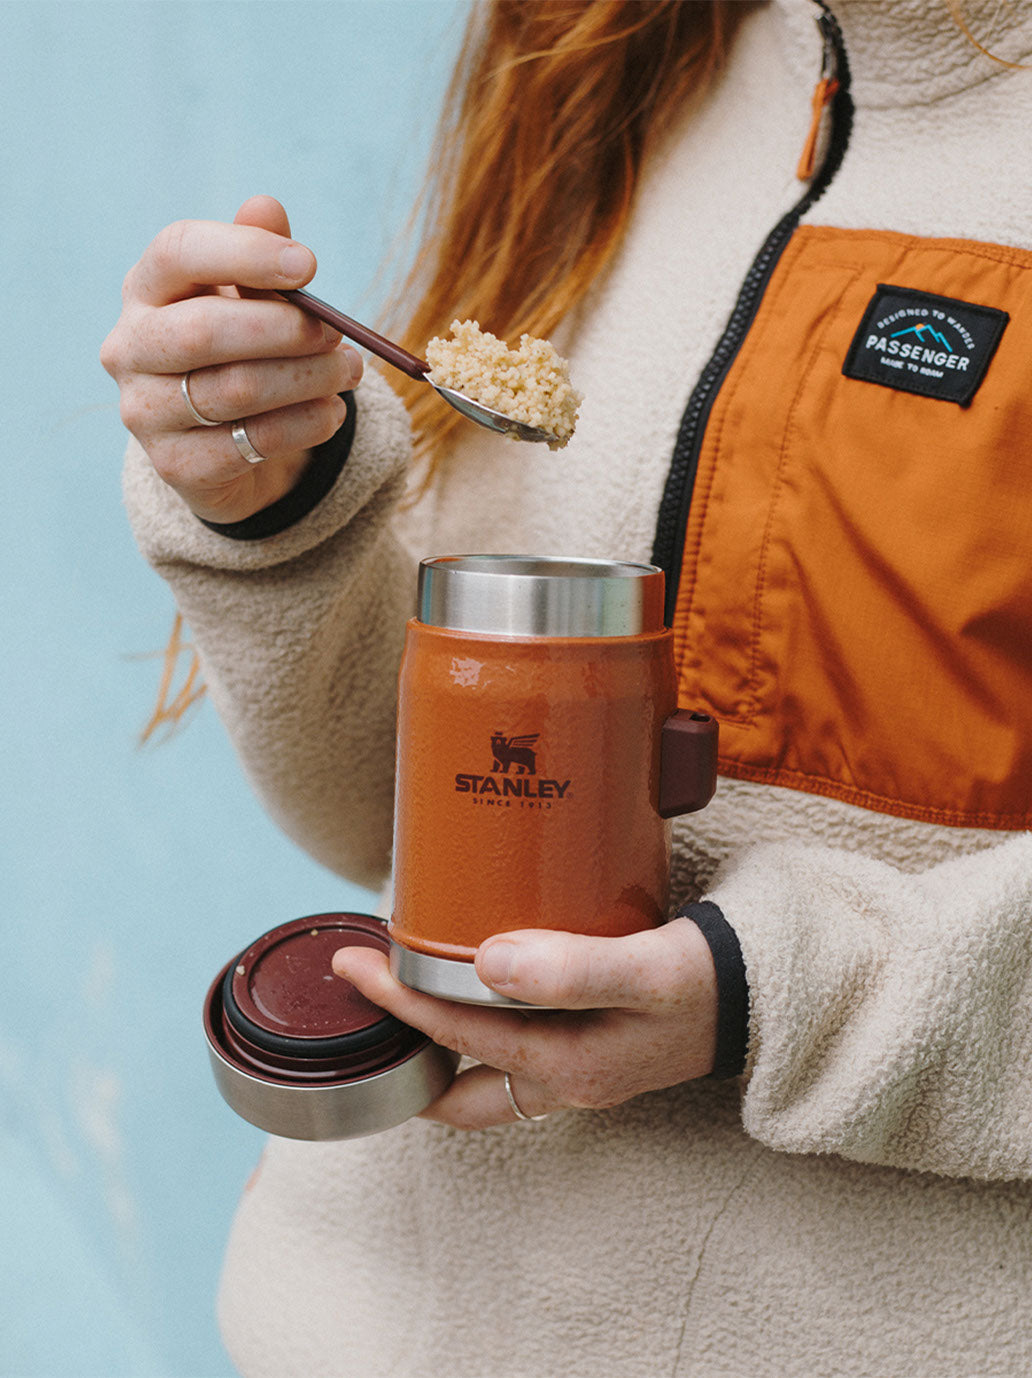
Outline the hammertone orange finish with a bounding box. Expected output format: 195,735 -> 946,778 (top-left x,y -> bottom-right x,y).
390,621 -> 676,961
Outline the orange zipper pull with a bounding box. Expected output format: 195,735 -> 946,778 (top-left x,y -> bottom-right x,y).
796,74 -> 839,181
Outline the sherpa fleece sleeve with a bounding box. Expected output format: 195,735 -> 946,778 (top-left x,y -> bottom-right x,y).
122,369 -> 415,890
705,830 -> 1032,1183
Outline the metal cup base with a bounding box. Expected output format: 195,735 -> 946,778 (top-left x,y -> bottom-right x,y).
206,1036 -> 459,1141
388,940 -> 558,1008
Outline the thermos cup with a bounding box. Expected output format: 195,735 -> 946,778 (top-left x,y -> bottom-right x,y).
203,556 -> 717,1137
389,555 -> 718,1005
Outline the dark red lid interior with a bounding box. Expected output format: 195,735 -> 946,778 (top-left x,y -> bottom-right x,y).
231,917 -> 387,1040
206,913 -> 431,1087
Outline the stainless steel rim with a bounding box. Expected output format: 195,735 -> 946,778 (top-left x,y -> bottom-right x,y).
389,941 -> 559,1009
417,554 -> 665,638
206,1038 -> 459,1141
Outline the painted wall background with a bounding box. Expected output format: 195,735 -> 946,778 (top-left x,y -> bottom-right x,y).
1,3 -> 466,1374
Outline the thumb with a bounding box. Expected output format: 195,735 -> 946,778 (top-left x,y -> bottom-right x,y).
234,193 -> 292,238
232,195 -> 316,301
474,927 -> 661,1010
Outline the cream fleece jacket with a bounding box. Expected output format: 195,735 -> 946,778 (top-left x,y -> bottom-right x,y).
123,1 -> 1032,1373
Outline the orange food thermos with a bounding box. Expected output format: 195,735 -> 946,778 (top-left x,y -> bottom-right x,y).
389,555 -> 718,1005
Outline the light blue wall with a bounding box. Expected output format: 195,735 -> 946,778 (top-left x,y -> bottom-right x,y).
1,3 -> 466,1374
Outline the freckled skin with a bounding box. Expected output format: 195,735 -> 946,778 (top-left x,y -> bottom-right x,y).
100,194 -> 363,524
332,917 -> 718,1130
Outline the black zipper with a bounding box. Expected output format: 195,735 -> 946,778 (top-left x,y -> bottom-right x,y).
651,3 -> 854,626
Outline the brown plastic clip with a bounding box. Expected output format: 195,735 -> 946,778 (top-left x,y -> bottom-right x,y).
658,711 -> 718,819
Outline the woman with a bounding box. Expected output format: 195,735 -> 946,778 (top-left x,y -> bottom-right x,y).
101,1 -> 1032,1374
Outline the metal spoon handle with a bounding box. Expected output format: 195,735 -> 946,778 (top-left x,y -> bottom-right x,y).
280,288 -> 429,380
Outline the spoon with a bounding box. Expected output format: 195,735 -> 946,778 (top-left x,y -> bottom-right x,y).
279,288 -> 556,445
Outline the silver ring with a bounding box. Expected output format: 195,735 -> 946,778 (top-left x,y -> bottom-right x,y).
231,420 -> 267,465
503,1071 -> 548,1122
180,372 -> 220,427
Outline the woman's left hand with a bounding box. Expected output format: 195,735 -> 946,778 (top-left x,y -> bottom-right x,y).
332,918 -> 719,1129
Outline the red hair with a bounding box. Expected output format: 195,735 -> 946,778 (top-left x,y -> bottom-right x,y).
383,0 -> 742,466
145,0 -> 1020,735
144,0 -> 740,738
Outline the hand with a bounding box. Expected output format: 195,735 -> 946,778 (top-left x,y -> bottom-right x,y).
100,194 -> 363,523
332,918 -> 719,1130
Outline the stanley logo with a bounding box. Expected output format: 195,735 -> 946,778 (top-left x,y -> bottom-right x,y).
490,732 -> 539,775
455,732 -> 572,807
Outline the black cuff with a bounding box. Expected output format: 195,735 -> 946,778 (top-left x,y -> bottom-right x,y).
676,899 -> 749,1079
198,390 -> 357,541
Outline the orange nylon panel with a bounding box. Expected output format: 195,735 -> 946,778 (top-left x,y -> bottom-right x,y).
673,225 -> 1032,828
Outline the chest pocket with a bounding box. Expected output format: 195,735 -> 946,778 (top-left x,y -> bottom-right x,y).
673,225 -> 1032,829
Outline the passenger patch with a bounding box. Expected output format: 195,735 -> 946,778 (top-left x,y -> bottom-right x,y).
842,284 -> 1008,406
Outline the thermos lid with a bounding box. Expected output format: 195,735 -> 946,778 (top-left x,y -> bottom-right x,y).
204,914 -> 459,1140
417,554 -> 666,638
221,917 -> 410,1073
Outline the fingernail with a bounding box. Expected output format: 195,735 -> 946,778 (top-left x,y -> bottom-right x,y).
279,243 -> 313,280
479,941 -> 515,988
344,348 -> 364,387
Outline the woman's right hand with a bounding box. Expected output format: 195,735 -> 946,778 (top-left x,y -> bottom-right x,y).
100,195 -> 364,524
